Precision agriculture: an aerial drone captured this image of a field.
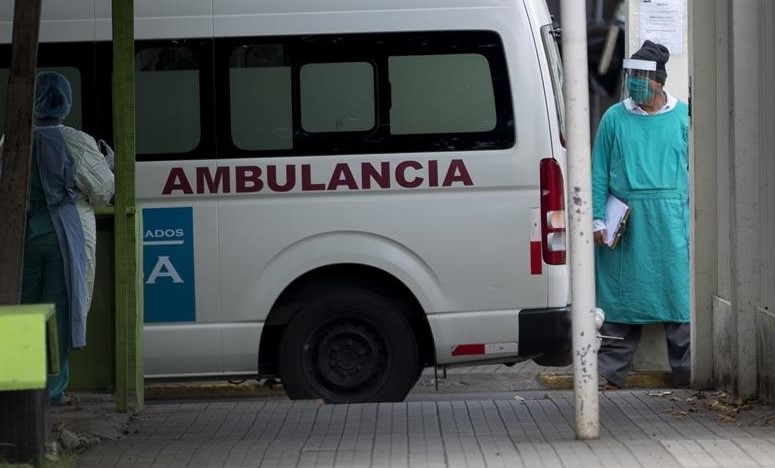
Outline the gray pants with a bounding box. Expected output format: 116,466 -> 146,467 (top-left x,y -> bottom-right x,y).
598,322 -> 690,388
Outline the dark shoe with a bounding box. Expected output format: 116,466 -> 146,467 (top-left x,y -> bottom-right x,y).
50,393 -> 73,406
598,375 -> 621,391
672,371 -> 691,389
673,378 -> 691,389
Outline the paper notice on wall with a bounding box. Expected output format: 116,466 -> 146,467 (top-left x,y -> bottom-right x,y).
639,0 -> 685,56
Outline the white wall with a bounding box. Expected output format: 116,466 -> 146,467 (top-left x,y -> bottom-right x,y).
625,0 -> 689,101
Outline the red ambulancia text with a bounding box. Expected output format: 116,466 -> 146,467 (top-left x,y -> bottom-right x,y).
162,159 -> 474,195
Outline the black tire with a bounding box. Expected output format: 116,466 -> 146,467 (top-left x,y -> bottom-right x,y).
278,288 -> 419,403
533,350 -> 572,366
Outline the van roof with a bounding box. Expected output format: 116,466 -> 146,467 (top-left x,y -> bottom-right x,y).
1,0 -> 552,43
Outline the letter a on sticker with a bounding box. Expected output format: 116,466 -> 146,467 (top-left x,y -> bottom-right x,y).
146,256 -> 184,284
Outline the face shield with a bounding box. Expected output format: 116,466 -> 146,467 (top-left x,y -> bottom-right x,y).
621,58 -> 657,104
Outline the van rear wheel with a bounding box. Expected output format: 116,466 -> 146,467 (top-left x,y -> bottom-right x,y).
278,288 -> 419,403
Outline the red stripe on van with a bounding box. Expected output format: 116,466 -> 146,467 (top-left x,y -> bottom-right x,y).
530,240 -> 542,274
451,344 -> 485,356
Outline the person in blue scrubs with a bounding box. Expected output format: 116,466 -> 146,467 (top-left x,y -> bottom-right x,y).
592,41 -> 690,390
22,71 -> 114,405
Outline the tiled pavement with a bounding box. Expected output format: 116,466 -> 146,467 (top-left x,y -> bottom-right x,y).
76,386 -> 775,468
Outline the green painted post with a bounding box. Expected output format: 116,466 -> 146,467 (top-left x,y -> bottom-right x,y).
111,0 -> 142,412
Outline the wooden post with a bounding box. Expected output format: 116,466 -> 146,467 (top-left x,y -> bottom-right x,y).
0,0 -> 41,305
0,3 -> 47,465
112,0 -> 141,412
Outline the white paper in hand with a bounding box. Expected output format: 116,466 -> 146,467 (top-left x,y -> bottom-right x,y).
98,139 -> 115,172
604,194 -> 630,248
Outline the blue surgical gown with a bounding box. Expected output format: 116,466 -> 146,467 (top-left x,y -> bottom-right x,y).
31,123 -> 114,348
591,101 -> 689,324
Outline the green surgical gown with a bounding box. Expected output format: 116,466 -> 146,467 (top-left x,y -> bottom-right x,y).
591,101 -> 689,324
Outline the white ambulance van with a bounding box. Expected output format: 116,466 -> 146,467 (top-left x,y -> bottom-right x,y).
0,0 -> 570,403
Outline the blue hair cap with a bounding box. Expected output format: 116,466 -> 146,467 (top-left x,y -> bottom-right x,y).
34,71 -> 72,119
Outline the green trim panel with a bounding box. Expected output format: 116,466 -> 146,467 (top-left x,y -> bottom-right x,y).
0,304 -> 57,391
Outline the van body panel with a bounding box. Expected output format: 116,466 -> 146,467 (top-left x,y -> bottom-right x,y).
0,0 -> 571,389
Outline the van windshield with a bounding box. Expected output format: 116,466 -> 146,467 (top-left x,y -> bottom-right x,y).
540,24 -> 566,144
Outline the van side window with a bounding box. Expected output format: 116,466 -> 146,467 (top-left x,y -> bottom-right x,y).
135,46 -> 201,155
229,44 -> 292,151
389,54 -> 496,135
300,62 -> 375,133
217,30 -> 515,159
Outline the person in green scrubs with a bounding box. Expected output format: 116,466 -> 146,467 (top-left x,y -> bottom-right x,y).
592,41 -> 690,390
21,71 -> 114,405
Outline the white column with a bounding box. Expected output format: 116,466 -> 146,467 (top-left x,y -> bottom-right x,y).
687,0 -> 719,389
560,0 -> 599,440
728,0 -> 760,399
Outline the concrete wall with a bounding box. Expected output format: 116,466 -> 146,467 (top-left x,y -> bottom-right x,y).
728,0 -> 761,399
623,0 -> 775,403
756,1 -> 775,402
688,0 -> 717,390
691,0 -> 775,401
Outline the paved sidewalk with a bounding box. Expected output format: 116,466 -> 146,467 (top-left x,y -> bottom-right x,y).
75,388 -> 775,468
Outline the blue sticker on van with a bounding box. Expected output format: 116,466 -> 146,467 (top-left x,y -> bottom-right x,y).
142,207 -> 196,323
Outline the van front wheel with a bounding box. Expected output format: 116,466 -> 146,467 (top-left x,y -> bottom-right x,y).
278,288 -> 419,403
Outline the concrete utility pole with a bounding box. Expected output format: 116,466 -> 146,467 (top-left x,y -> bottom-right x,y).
0,0 -> 41,306
560,0 -> 600,439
